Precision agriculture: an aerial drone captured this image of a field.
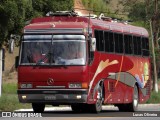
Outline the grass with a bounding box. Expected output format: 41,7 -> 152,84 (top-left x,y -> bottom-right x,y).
146,79 -> 160,104
82,0 -> 112,16
0,83 -> 31,111
146,91 -> 160,104
2,83 -> 17,94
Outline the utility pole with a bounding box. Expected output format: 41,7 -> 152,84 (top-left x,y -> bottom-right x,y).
154,0 -> 159,48
150,21 -> 159,93
151,0 -> 159,93
0,49 -> 2,97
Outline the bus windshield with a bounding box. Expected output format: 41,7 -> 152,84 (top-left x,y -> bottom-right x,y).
20,35 -> 86,66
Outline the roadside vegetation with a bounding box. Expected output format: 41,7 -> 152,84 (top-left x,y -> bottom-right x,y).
0,0 -> 74,48
146,91 -> 160,104
82,0 -> 116,17
147,79 -> 160,103
0,83 -> 31,111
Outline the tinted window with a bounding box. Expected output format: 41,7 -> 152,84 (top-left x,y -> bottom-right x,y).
104,32 -> 114,52
124,35 -> 133,54
137,37 -> 142,55
114,33 -> 123,53
133,36 -> 142,55
94,30 -> 104,51
142,37 -> 149,56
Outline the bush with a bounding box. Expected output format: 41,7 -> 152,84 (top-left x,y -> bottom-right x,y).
82,0 -> 110,16
146,91 -> 160,104
0,83 -> 31,111
2,83 -> 17,94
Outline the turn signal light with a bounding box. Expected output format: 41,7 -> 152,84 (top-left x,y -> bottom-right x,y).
82,82 -> 88,89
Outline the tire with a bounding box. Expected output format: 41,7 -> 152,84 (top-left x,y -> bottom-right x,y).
71,104 -> 82,113
32,103 -> 45,113
90,86 -> 103,113
128,85 -> 139,112
71,104 -> 91,113
117,85 -> 139,112
117,104 -> 127,112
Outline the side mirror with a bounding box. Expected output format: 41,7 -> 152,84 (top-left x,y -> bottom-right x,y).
90,38 -> 96,52
15,56 -> 19,69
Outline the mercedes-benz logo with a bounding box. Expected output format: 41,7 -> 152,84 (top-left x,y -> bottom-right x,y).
47,78 -> 54,85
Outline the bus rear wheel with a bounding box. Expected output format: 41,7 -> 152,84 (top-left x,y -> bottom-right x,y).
117,104 -> 127,111
128,85 -> 139,112
32,103 -> 45,113
118,85 -> 139,112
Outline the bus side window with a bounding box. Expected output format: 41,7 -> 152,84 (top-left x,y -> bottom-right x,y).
146,38 -> 149,56
137,36 -> 142,55
104,32 -> 114,53
133,36 -> 138,55
114,33 -> 123,54
104,31 -> 109,52
124,35 -> 133,55
94,30 -> 104,52
95,30 -> 99,51
142,37 -> 149,56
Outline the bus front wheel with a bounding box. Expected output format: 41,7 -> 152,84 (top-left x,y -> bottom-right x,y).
71,104 -> 83,113
32,103 -> 45,113
90,86 -> 103,113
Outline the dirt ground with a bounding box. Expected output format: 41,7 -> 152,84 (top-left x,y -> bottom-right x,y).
2,46 -> 19,83
74,0 -> 91,15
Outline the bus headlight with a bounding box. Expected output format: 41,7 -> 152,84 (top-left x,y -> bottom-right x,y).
20,84 -> 33,88
69,83 -> 82,88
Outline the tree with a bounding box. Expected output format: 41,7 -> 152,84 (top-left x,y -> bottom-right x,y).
0,0 -> 18,48
0,0 -> 74,48
119,0 -> 160,92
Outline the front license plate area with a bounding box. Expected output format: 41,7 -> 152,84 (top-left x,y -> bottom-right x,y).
44,95 -> 56,100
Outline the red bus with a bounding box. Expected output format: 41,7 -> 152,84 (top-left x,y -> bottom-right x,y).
16,11 -> 151,113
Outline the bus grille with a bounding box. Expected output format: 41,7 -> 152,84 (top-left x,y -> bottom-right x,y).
109,82 -> 115,92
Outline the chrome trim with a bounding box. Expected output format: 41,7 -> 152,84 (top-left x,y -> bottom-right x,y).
36,86 -> 65,89
24,28 -> 84,33
22,40 -> 85,42
19,89 -> 88,91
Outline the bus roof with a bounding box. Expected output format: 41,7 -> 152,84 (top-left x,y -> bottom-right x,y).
24,16 -> 149,37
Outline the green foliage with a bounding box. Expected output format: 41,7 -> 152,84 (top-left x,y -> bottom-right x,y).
0,94 -> 31,111
0,0 -> 74,48
0,83 -> 31,111
128,2 -> 146,21
82,0 -> 110,16
146,91 -> 160,104
2,83 -> 17,94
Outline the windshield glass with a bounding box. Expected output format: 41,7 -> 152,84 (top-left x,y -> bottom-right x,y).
20,35 -> 86,66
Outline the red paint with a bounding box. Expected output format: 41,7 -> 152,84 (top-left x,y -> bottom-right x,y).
18,15 -> 150,106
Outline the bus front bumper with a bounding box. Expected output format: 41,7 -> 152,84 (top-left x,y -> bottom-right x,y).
18,89 -> 88,104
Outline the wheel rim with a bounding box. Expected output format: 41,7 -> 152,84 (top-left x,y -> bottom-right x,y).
96,88 -> 102,111
133,86 -> 138,107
